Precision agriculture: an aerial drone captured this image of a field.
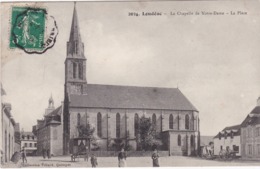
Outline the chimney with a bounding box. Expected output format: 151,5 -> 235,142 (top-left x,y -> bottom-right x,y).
257,97 -> 260,107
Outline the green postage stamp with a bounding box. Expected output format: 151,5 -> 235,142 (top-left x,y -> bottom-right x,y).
10,7 -> 58,54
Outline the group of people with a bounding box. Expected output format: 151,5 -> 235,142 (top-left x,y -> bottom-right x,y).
81,148 -> 159,167
42,149 -> 51,159
117,148 -> 160,167
19,146 -> 160,167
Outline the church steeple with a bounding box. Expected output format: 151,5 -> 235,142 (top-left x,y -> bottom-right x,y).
69,3 -> 81,42
67,2 -> 85,58
45,94 -> 55,116
65,3 -> 87,95
48,94 -> 54,108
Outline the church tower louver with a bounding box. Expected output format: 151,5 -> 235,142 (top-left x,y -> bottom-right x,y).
65,3 -> 87,95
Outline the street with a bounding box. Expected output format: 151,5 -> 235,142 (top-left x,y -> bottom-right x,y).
2,156 -> 260,168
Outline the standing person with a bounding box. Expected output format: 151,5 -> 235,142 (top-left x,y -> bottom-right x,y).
47,149 -> 51,159
151,149 -> 159,167
118,148 -> 127,167
21,147 -> 27,163
90,153 -> 98,168
42,149 -> 46,159
84,146 -> 89,162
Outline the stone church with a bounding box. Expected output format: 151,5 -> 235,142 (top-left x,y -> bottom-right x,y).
60,4 -> 200,156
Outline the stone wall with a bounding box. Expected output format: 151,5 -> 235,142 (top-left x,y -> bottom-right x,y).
50,125 -> 63,156
241,125 -> 260,159
69,107 -> 198,154
36,126 -> 51,156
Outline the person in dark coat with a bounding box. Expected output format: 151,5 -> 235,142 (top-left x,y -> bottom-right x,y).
43,149 -> 46,159
21,147 -> 27,163
84,146 -> 89,162
47,149 -> 51,159
151,149 -> 159,167
118,148 -> 127,167
90,154 -> 98,168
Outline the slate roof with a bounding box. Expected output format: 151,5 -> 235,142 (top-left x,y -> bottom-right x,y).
222,124 -> 241,131
21,132 -> 35,137
214,124 -> 241,138
45,106 -> 62,117
69,84 -> 198,111
249,106 -> 260,114
241,106 -> 260,127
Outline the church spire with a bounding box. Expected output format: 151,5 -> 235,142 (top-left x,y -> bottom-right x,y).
48,94 -> 54,108
69,2 -> 81,42
67,2 -> 85,58
65,3 -> 87,95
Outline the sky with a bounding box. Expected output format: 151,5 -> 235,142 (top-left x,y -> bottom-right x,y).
1,1 -> 260,136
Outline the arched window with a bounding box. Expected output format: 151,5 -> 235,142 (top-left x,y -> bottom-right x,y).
169,114 -> 173,129
9,134 -> 10,159
116,113 -> 120,138
77,113 -> 81,126
78,63 -> 83,79
75,42 -> 78,54
5,131 -> 7,162
97,112 -> 102,137
190,135 -> 194,147
191,115 -> 194,130
134,113 -> 139,137
178,135 -> 181,146
185,114 -> 190,130
73,62 -> 77,78
152,114 -> 156,128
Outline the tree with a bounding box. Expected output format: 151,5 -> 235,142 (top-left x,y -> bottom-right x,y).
109,131 -> 133,151
77,122 -> 100,151
111,138 -> 124,151
137,115 -> 162,151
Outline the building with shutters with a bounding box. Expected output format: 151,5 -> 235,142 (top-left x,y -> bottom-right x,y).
213,125 -> 241,156
240,97 -> 260,160
20,132 -> 37,156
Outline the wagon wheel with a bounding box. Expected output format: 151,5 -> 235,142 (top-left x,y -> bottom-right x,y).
219,151 -> 224,159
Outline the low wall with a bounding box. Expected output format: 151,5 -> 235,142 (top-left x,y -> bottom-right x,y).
90,151 -> 169,157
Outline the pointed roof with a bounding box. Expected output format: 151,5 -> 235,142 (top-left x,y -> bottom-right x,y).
45,106 -> 62,117
49,94 -> 54,103
241,106 -> 260,127
69,3 -> 81,42
69,84 -> 198,111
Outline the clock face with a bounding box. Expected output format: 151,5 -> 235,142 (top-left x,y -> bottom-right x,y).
71,84 -> 82,94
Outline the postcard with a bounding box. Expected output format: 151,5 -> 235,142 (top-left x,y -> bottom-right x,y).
1,0 -> 260,167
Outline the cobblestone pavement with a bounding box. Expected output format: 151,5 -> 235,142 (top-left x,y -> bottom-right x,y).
2,156 -> 260,168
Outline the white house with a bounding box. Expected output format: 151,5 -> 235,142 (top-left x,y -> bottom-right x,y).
213,125 -> 241,156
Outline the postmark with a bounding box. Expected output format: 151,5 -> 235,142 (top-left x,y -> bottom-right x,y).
10,6 -> 58,54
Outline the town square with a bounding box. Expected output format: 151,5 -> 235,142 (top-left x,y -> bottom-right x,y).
3,156 -> 260,168
1,0 -> 260,167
